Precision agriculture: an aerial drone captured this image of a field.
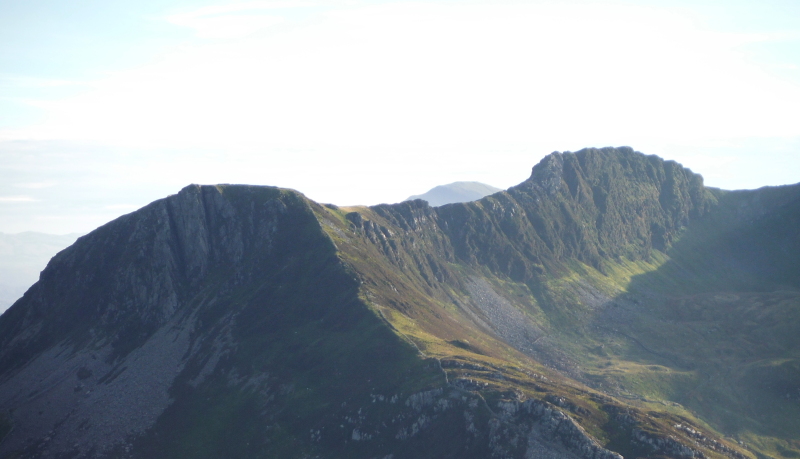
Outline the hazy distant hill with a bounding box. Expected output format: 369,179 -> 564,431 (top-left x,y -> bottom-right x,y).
1,147 -> 798,458
404,181 -> 501,206
0,232 -> 81,313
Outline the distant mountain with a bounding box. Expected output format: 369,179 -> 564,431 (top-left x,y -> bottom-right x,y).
404,181 -> 501,206
0,232 -> 81,313
0,147 -> 798,458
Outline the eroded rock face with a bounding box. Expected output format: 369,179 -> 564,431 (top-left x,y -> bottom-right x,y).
335,384 -> 620,459
496,398 -> 623,459
437,147 -> 715,279
0,185 -> 338,458
0,185 -> 293,371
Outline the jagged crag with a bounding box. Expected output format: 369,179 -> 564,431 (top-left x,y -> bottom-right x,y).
0,147 -> 798,459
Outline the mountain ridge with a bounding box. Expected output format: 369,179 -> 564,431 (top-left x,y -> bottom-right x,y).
0,232 -> 82,313
0,147 -> 798,458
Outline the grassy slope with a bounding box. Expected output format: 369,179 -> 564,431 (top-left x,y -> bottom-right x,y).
318,198 -> 751,459
517,192 -> 800,458
588,184 -> 800,458
479,181 -> 800,458
315,149 -> 799,459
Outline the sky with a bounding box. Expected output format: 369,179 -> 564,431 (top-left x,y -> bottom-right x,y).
1,0 -> 799,235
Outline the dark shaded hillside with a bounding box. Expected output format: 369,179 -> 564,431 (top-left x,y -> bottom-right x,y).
643,183 -> 800,292
0,147 -> 796,459
0,186 -> 353,370
0,186 -> 445,458
589,182 -> 800,446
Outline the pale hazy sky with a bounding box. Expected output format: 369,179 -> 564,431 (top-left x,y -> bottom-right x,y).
2,0 -> 799,234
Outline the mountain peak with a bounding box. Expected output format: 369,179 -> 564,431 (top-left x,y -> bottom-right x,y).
404,181 -> 501,206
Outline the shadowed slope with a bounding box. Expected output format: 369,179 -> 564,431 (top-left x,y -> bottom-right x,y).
0,185 -> 445,458
584,182 -> 800,453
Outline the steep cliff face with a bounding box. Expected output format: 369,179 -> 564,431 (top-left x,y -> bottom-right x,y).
0,185 -> 440,458
436,147 -> 715,279
0,185 -> 345,372
0,147 -> 795,458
